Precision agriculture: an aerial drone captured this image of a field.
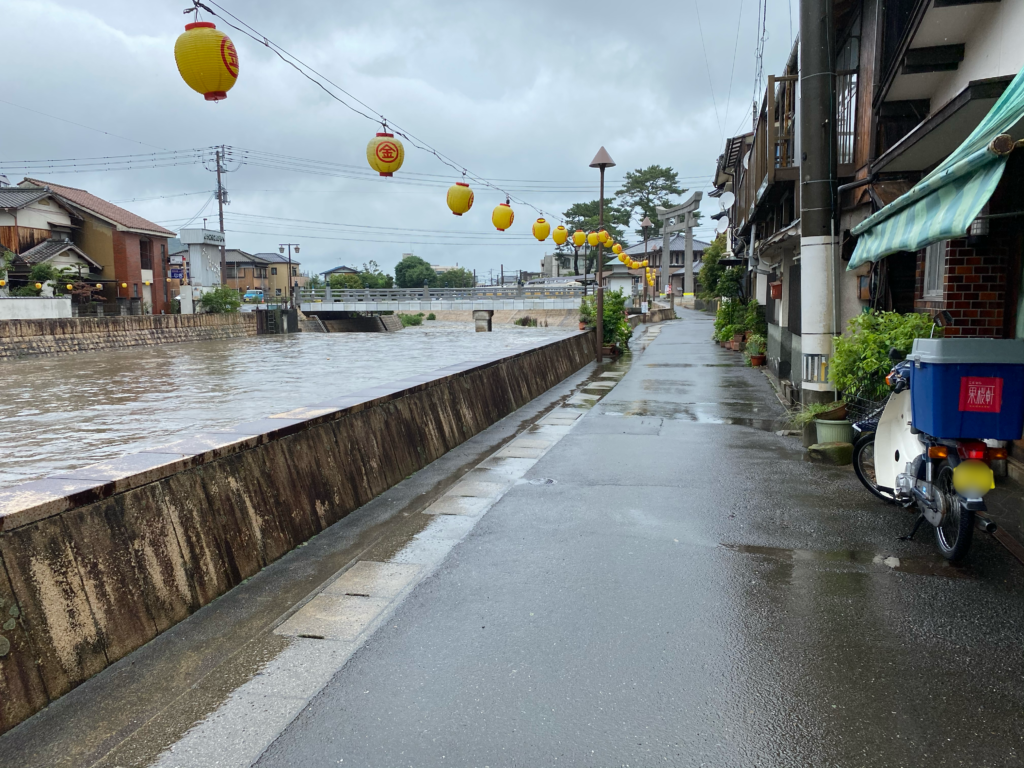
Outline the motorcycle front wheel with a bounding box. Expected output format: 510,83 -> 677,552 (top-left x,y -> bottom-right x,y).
852,433 -> 897,504
934,462 -> 974,562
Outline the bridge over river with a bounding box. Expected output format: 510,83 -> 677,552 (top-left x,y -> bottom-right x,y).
297,286 -> 583,313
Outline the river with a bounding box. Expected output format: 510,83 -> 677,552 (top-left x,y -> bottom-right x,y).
0,323 -> 574,488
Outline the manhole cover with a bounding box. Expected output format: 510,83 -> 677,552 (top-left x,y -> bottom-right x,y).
529,478 -> 557,485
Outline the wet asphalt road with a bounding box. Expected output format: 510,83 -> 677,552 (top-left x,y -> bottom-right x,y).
253,312 -> 1024,767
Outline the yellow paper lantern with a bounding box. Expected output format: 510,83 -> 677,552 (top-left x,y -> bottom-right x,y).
587,231 -> 600,247
641,260 -> 649,268
572,230 -> 586,248
174,22 -> 239,101
617,254 -> 626,263
366,132 -> 405,177
0,280 -> 5,287
552,225 -> 568,245
34,282 -> 42,289
598,229 -> 610,244
532,218 -> 551,241
446,182 -> 474,216
121,282 -> 128,288
95,284 -> 102,289
66,283 -> 73,291
492,202 -> 515,231
612,243 -> 623,255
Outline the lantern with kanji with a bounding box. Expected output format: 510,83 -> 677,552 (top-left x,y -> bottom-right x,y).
587,231 -> 600,247
447,182 -> 474,216
572,230 -> 586,248
492,202 -> 515,231
612,243 -> 623,255
598,229 -> 609,244
367,132 -> 405,176
174,22 -> 239,101
552,225 -> 568,245
532,218 -> 550,241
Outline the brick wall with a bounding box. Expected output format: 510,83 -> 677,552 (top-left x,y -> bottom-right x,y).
914,236 -> 1009,338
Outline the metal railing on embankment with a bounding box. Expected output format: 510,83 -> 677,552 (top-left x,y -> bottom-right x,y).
297,286 -> 584,303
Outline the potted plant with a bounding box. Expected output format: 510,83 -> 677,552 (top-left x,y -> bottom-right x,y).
789,401 -> 849,448
746,333 -> 766,366
579,295 -> 596,331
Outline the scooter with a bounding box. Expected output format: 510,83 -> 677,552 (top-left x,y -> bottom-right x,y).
851,348 -> 1003,561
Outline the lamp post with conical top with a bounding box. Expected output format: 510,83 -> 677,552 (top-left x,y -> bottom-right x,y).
590,147 -> 616,362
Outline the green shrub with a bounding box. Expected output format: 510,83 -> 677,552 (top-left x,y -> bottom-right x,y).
831,310 -> 939,400
398,313 -> 423,326
426,312 -> 436,320
746,333 -> 766,355
601,289 -> 632,347
743,299 -> 767,336
197,285 -> 242,313
579,295 -> 596,326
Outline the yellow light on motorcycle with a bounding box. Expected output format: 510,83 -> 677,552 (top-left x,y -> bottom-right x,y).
885,373 -> 893,387
952,460 -> 995,496
988,447 -> 1008,460
927,446 -> 949,459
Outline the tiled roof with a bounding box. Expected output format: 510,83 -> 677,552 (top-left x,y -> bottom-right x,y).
623,234 -> 712,255
254,252 -> 301,264
21,179 -> 175,236
321,264 -> 358,274
17,238 -> 102,270
0,187 -> 51,210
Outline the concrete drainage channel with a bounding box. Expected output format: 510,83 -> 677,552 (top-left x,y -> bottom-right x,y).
148,359 -> 630,768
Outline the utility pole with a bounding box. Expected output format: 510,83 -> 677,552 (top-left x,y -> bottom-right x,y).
590,147 -> 616,364
799,0 -> 837,404
216,145 -> 227,287
279,243 -> 300,307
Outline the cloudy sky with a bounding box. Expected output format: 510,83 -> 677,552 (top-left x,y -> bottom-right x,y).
0,0 -> 796,279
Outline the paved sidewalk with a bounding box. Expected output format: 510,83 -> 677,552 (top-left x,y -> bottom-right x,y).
255,311 -> 1024,767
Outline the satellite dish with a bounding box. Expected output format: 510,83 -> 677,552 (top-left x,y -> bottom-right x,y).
742,151 -> 750,170
715,217 -> 730,234
719,191 -> 735,210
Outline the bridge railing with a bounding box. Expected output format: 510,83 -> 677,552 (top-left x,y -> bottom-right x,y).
297,286 -> 584,302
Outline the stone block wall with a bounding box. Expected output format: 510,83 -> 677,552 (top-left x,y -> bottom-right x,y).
0,332 -> 594,734
0,313 -> 257,360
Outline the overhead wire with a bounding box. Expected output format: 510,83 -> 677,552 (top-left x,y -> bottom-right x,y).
0,99 -> 168,151
692,0 -> 723,140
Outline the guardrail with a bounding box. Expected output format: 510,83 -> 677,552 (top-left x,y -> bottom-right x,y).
297,286 -> 584,302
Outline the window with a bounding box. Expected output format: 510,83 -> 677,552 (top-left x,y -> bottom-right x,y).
133,283 -> 139,297
139,239 -> 153,271
255,267 -> 267,278
836,13 -> 861,165
271,267 -> 278,275
923,241 -> 946,298
292,267 -> 298,276
226,265 -> 238,279
275,288 -> 282,296
160,244 -> 166,257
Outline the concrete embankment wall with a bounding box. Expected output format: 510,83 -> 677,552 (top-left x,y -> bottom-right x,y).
628,306 -> 676,329
427,309 -> 579,327
0,313 -> 257,360
0,331 -> 594,734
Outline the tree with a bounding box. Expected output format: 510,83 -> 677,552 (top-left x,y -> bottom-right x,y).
306,272 -> 325,290
615,165 -> 685,235
696,233 -> 727,300
198,285 -> 242,313
329,272 -> 363,290
394,254 -> 437,288
438,267 -> 474,288
557,199 -> 631,275
359,260 -> 394,289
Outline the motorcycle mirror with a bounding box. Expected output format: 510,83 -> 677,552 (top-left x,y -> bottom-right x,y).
932,309 -> 953,327
888,347 -> 905,362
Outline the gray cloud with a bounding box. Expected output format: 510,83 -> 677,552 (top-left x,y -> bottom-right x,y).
0,0 -> 795,277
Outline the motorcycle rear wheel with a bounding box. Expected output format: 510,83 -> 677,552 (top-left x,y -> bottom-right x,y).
934,462 -> 974,562
853,433 -> 896,504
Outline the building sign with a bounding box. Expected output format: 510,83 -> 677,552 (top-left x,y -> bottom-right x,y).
179,228 -> 225,246
959,377 -> 1003,413
169,254 -> 184,265
170,269 -> 184,280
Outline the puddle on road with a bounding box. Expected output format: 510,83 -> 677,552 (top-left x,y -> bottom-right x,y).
604,399 -> 783,432
722,543 -> 974,579
643,363 -> 736,368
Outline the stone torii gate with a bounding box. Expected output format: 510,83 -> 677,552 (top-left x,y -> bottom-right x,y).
656,191 -> 702,300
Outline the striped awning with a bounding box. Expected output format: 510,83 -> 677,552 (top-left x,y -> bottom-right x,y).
848,66 -> 1024,270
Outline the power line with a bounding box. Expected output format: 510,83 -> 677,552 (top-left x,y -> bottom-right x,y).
0,99 -> 168,151
723,0 -> 745,134
693,0 -> 723,139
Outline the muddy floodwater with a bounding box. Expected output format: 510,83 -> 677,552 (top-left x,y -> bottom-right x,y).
0,322 -> 574,488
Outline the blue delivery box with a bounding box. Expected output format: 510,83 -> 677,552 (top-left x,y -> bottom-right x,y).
909,338 -> 1024,440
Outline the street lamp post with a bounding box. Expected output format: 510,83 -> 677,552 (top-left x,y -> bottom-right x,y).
590,147 -> 616,363
278,243 -> 300,307
641,216 -> 652,311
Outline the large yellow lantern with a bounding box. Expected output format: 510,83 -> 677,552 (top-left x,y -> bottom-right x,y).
447,182 -> 474,216
174,22 -> 239,101
552,225 -> 568,245
612,243 -> 623,255
572,230 -> 586,248
34,282 -> 42,290
367,132 -> 405,176
598,229 -> 610,244
587,231 -> 600,247
492,202 -> 515,231
617,253 -> 627,263
532,218 -> 551,241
